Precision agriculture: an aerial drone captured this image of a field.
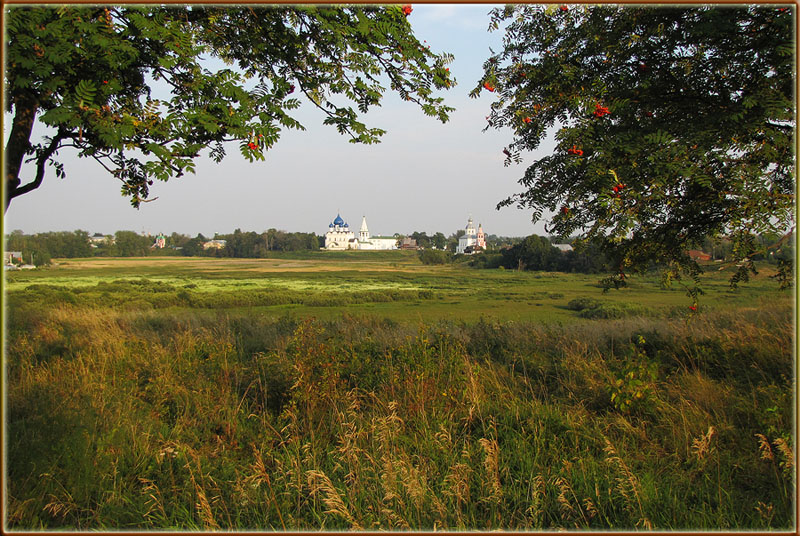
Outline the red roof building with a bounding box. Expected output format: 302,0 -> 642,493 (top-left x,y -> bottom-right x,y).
687,250 -> 712,261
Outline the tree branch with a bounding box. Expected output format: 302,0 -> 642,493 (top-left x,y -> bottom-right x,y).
9,130 -> 68,203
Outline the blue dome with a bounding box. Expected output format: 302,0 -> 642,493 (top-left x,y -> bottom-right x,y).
329,223 -> 334,228
344,223 -> 349,228
333,214 -> 344,226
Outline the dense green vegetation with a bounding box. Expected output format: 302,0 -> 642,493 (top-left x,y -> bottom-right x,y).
6,5 -> 454,209
480,5 -> 794,290
4,255 -> 794,530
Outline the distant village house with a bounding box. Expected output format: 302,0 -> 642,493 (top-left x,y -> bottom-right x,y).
399,237 -> 418,250
203,239 -> 227,250
5,251 -> 22,264
687,249 -> 712,261
89,233 -> 113,247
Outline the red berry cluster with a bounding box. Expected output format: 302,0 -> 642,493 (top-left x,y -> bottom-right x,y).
523,116 -> 532,124
593,104 -> 610,117
561,206 -> 570,215
689,305 -> 697,312
247,142 -> 258,150
560,5 -> 568,11
402,4 -> 413,16
483,82 -> 496,92
612,182 -> 626,194
288,84 -> 295,94
567,145 -> 583,156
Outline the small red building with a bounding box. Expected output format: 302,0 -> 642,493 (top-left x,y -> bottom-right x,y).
687,249 -> 712,261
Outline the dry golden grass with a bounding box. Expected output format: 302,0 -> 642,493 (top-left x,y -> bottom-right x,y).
691,426 -> 717,461
306,470 -> 362,529
478,437 -> 503,503
5,288 -> 793,530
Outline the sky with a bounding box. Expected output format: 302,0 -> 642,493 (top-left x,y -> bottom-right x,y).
4,4 -> 557,239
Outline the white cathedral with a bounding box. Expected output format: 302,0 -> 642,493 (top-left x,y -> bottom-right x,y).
456,216 -> 487,254
324,213 -> 397,250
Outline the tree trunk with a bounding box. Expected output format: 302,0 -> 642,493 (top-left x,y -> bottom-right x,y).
4,95 -> 38,211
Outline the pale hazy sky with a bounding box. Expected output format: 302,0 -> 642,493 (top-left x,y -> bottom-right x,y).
4,4 -> 556,238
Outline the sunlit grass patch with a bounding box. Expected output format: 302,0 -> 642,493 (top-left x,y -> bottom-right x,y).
5,274 -> 425,296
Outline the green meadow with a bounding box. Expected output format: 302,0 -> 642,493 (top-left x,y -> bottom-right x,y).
4,253 -> 795,530
5,252 -> 786,322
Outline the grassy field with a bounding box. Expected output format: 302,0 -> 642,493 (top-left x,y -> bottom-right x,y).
5,252 -> 789,323
4,253 -> 796,530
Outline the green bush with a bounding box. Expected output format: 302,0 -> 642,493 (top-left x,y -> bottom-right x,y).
578,302 -> 649,319
418,249 -> 451,265
568,296 -> 649,318
567,296 -> 603,311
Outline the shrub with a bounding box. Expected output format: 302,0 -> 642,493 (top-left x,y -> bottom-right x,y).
418,249 -> 451,265
607,335 -> 659,413
567,296 -> 603,311
578,302 -> 649,319
568,297 -> 650,319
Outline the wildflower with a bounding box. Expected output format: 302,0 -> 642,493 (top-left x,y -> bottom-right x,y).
402,4 -> 413,16
689,305 -> 697,312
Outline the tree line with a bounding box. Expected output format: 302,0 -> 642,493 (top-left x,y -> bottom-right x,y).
4,228 -> 323,264
429,233 -> 794,275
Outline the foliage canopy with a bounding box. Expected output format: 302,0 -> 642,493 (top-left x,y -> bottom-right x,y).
475,5 -> 795,293
5,5 -> 454,209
